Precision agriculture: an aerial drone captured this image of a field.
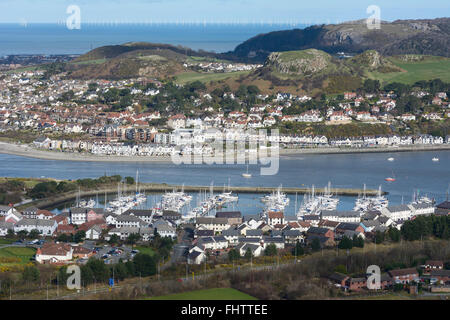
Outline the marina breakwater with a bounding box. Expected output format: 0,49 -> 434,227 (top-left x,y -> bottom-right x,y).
19,183 -> 386,210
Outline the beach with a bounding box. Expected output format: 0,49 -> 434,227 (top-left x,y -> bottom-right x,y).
0,141 -> 449,163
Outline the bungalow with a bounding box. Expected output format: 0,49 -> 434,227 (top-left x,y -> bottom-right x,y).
36,242 -> 73,264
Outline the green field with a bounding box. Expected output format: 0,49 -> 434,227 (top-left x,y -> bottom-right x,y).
175,71 -> 250,84
0,239 -> 14,245
368,56 -> 450,84
147,288 -> 257,300
0,246 -> 36,266
134,246 -> 156,256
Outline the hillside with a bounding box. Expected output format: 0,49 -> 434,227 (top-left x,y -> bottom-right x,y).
66,42 -> 222,80
228,18 -> 450,63
243,49 -> 407,94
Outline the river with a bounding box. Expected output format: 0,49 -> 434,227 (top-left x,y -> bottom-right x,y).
0,151 -> 448,215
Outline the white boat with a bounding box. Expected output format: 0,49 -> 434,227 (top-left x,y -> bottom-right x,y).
242,165 -> 252,178
353,185 -> 388,214
262,185 -> 289,213
432,157 -> 439,162
387,157 -> 394,161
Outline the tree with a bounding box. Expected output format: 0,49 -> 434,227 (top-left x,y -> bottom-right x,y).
228,248 -> 240,262
126,233 -> 141,246
22,266 -> 40,282
57,233 -> 70,243
112,262 -> 128,280
17,230 -> 28,239
264,243 -> 277,256
292,241 -> 304,256
352,235 -> 365,248
388,227 -> 401,242
109,234 -> 120,245
133,253 -> 157,277
311,238 -> 321,252
338,236 -> 353,249
73,230 -> 86,243
28,229 -> 40,239
244,247 -> 253,261
124,176 -> 135,185
86,258 -> 109,283
375,231 -> 385,244
81,265 -> 95,285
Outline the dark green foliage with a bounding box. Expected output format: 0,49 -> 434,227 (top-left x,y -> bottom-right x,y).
401,215 -> 450,241
292,241 -> 304,256
338,236 -> 353,249
264,243 -> 278,256
375,231 -> 385,244
311,238 -> 321,251
133,253 -> 157,277
22,266 -> 40,282
228,248 -> 240,262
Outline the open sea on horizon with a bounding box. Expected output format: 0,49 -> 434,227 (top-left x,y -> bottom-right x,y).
0,23 -> 308,56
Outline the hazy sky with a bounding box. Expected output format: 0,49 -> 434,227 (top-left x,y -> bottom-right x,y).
0,0 -> 448,24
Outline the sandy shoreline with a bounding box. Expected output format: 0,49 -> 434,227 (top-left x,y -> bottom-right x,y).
0,141 -> 449,163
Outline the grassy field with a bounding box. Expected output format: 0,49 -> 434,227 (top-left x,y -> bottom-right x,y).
175,70 -> 250,84
147,288 -> 257,300
134,246 -> 156,256
0,246 -> 36,266
0,239 -> 14,245
368,56 -> 450,84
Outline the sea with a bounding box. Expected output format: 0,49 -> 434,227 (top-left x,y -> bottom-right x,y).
0,22 -> 308,56
0,151 -> 448,215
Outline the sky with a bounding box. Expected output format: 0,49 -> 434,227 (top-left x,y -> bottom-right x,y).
0,0 -> 448,24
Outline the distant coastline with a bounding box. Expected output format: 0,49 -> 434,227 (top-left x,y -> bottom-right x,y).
0,141 -> 449,163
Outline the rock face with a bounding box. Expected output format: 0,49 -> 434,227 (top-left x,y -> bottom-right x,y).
230,18 -> 450,63
265,49 -> 330,75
